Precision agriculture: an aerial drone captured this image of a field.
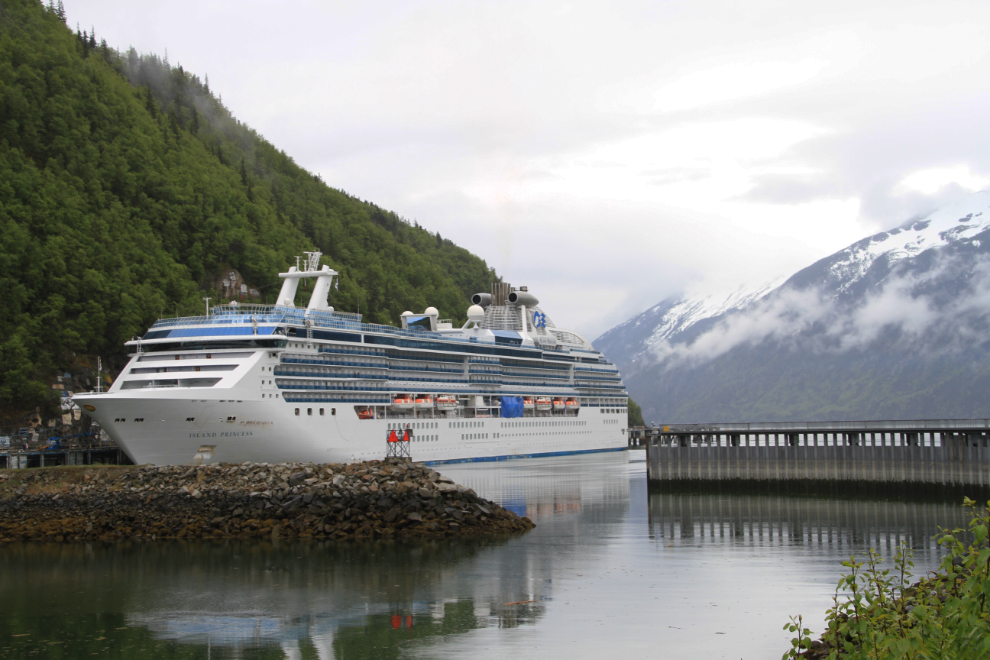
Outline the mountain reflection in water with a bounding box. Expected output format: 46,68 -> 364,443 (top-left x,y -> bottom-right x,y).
0,453 -> 975,659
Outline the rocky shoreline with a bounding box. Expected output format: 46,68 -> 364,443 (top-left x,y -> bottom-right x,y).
0,459 -> 535,542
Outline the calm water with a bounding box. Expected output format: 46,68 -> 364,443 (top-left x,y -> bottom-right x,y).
0,453 -> 974,659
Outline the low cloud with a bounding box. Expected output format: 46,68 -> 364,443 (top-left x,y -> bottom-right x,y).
650,253 -> 990,368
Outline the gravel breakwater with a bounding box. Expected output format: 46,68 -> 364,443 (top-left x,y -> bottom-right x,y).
0,459 -> 535,542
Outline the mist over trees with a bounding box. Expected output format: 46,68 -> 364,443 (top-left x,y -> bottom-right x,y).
0,0 -> 498,420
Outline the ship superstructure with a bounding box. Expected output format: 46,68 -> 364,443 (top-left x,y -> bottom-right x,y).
74,253 -> 629,465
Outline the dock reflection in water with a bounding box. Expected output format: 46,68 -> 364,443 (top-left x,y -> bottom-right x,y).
648,491 -> 968,560
0,453 -> 977,659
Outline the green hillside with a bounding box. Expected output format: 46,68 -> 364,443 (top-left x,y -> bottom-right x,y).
0,0 -> 497,422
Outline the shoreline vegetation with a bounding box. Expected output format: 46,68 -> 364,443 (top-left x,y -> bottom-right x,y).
0,459 -> 535,542
784,498 -> 990,659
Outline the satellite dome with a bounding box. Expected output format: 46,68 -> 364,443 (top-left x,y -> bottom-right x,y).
402,311 -> 413,316
467,305 -> 485,323
424,306 -> 439,316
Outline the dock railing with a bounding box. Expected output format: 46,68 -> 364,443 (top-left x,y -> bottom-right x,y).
642,419 -> 990,488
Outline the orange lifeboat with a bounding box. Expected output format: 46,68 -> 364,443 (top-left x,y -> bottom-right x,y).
415,396 -> 434,410
552,398 -> 566,411
436,395 -> 458,410
535,396 -> 552,411
392,396 -> 414,411
356,408 -> 374,420
522,397 -> 535,410
565,398 -> 580,410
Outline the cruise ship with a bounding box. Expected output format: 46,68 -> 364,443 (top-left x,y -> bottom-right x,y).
73,252 -> 629,466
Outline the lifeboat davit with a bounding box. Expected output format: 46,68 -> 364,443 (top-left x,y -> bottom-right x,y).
392,396 -> 414,411
552,398 -> 566,411
535,396 -> 552,411
523,397 -> 535,410
356,407 -> 375,420
436,395 -> 458,409
415,396 -> 434,410
565,398 -> 580,410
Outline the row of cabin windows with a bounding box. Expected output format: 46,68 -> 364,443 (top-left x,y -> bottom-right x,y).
389,422 -> 437,430
295,408 -> 336,416
502,420 -> 587,427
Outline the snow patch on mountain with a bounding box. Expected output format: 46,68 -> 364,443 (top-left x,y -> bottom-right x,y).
643,278 -> 786,349
824,190 -> 990,293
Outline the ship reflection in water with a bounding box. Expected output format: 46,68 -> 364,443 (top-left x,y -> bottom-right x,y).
0,454 -> 629,659
0,453 -> 975,659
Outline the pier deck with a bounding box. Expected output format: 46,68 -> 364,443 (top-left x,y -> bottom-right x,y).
640,419 -> 990,488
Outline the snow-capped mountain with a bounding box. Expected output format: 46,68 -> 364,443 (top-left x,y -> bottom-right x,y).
596,279 -> 784,375
597,190 -> 990,423
788,190 -> 990,297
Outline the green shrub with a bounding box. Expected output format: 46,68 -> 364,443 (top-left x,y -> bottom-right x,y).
785,498 -> 990,659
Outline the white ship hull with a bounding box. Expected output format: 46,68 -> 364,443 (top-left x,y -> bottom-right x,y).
73,389 -> 628,466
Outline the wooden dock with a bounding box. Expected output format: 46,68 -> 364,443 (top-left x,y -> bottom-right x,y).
0,446 -> 132,469
641,420 -> 990,488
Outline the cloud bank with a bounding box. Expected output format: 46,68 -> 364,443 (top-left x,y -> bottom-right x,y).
650,253 -> 990,368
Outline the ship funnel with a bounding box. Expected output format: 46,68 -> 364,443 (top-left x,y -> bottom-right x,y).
471,293 -> 492,308
508,290 -> 539,307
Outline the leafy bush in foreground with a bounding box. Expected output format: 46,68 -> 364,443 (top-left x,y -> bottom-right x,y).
784,498 -> 990,659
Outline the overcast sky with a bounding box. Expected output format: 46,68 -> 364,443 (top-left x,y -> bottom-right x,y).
68,0 -> 990,338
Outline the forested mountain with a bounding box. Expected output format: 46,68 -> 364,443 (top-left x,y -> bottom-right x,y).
0,0 -> 497,422
597,191 -> 990,424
